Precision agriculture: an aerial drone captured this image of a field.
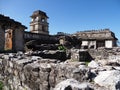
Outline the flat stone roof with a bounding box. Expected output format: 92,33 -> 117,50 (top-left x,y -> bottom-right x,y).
74,29 -> 118,40
0,14 -> 27,29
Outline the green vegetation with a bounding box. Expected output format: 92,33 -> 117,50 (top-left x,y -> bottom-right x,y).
58,45 -> 66,51
85,61 -> 90,66
0,81 -> 4,90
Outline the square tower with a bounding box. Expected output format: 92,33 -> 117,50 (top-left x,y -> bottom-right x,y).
30,10 -> 49,35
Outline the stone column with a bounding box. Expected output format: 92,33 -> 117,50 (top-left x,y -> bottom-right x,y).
94,41 -> 97,49
0,25 -> 5,52
13,27 -> 25,52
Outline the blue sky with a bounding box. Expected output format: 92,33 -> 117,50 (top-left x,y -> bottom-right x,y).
0,0 -> 120,41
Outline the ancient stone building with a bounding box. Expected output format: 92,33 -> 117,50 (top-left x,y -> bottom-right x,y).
0,14 -> 27,52
74,29 -> 118,49
59,35 -> 81,49
0,10 -> 118,52
0,11 -> 58,52
30,10 -> 49,35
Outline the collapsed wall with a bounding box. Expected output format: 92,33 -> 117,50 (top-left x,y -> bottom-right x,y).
70,47 -> 120,62
0,14 -> 27,52
0,52 -> 91,90
0,47 -> 120,90
88,47 -> 120,60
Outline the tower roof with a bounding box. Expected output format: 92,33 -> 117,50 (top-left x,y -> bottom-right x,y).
31,10 -> 49,18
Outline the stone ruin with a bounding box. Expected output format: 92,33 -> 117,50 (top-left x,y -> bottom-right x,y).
0,14 -> 27,52
0,47 -> 120,90
0,10 -> 118,53
0,10 -> 119,62
0,10 -> 120,90
73,29 -> 118,49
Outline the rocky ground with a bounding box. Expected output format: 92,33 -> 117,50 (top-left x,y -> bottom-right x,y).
0,49 -> 120,90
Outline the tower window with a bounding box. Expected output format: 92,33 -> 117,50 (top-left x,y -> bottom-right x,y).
35,17 -> 39,21
41,18 -> 45,22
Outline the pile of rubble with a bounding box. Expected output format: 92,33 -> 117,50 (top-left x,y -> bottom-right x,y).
0,49 -> 120,90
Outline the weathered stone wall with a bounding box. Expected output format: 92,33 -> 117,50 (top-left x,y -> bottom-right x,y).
88,47 -> 120,60
0,26 -> 5,52
71,49 -> 93,62
88,49 -> 108,60
32,50 -> 67,61
24,32 -> 58,44
13,28 -> 25,51
0,14 -> 27,52
75,29 -> 113,39
74,29 -> 118,49
0,48 -> 120,90
70,47 -> 120,61
0,52 -> 90,90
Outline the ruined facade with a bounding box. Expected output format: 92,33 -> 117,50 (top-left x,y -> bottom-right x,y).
0,14 -> 27,52
0,10 -> 58,52
59,35 -> 81,49
30,10 -> 49,35
0,10 -> 118,52
73,29 -> 118,49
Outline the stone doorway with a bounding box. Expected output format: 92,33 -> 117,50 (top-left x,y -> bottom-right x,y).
4,29 -> 13,50
79,51 -> 93,61
0,14 -> 27,52
97,40 -> 105,48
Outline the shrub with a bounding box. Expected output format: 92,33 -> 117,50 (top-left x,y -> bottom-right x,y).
58,45 -> 66,51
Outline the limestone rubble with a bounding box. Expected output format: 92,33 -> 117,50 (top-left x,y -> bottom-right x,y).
0,49 -> 120,90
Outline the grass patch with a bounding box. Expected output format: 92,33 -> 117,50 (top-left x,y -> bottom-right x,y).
58,45 -> 66,51
0,81 -> 4,90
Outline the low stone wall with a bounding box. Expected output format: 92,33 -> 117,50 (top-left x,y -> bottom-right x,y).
0,52 -> 90,90
70,47 -> 120,62
31,50 -> 67,61
89,47 -> 120,60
